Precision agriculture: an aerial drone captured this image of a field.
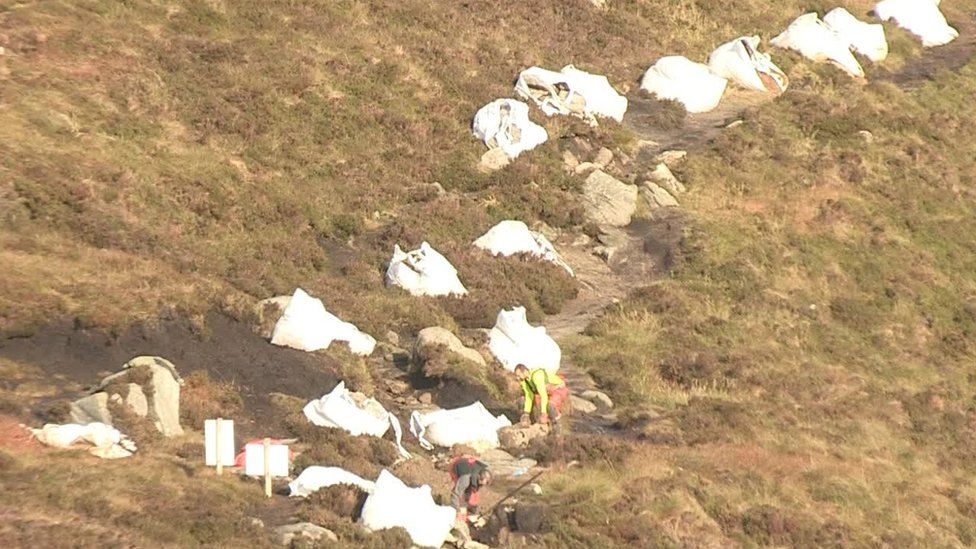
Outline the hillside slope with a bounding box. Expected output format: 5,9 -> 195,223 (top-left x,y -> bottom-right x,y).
0,0 -> 903,333
2,0 -> 976,547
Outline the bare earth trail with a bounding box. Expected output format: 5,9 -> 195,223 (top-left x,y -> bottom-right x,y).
539,85 -> 783,437
546,216 -> 682,434
547,89 -> 775,424
548,25 -> 976,428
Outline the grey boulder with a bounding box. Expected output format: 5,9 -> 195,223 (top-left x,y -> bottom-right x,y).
582,170 -> 638,227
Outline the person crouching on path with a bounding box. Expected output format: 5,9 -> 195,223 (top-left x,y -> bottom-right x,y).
450,455 -> 492,541
515,363 -> 569,427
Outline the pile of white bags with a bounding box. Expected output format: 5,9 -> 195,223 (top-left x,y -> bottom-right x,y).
409,402 -> 512,451
288,466 -> 376,497
473,220 -> 573,275
30,422 -> 136,459
640,56 -> 728,113
386,242 -> 467,297
824,8 -> 889,62
708,36 -> 789,93
515,65 -> 628,123
472,99 -> 548,159
771,13 -> 865,77
489,306 -> 561,373
361,470 -> 456,548
874,0 -> 958,47
303,382 -> 410,458
271,288 -> 376,356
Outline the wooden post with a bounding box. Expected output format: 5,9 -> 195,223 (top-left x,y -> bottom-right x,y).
263,437 -> 272,498
215,418 -> 224,476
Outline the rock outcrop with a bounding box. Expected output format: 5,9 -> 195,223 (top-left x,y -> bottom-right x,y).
498,424 -> 549,450
414,327 -> 487,367
70,356 -> 185,437
570,395 -> 598,414
641,181 -> 679,209
580,389 -> 614,412
271,523 -> 338,545
582,170 -> 638,227
648,163 -> 686,195
479,148 -> 510,172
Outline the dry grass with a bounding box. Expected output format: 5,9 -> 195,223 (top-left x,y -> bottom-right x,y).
0,444 -> 274,547
0,0 -> 890,334
3,0 -> 976,546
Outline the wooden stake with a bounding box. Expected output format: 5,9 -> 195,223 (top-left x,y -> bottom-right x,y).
263,437 -> 272,498
215,418 -> 224,476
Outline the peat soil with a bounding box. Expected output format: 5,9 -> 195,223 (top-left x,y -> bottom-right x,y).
0,312 -> 339,438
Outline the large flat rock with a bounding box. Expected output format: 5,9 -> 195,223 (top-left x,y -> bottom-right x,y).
582,170 -> 638,227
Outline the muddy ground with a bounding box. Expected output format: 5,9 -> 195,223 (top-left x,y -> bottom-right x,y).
0,313 -> 339,439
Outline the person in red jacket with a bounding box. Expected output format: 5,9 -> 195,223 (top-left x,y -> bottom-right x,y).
449,455 -> 492,542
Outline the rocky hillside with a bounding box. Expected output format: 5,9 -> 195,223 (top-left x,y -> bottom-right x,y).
2,0 -> 976,547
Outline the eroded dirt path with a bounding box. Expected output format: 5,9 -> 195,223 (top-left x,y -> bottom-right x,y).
627,88 -> 774,155
546,215 -> 682,429
545,90 -> 777,423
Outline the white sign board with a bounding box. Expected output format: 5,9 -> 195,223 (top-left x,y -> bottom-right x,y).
244,442 -> 290,477
204,419 -> 235,466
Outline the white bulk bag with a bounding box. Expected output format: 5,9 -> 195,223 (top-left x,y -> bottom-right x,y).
515,65 -> 628,123
303,382 -> 411,458
472,99 -> 549,159
409,402 -> 513,451
303,382 -> 391,436
473,220 -> 573,275
874,0 -> 958,47
707,36 -> 789,93
640,56 -> 728,113
31,422 -> 136,459
823,8 -> 889,62
270,288 -> 377,355
386,242 -> 467,297
489,306 -> 561,373
361,470 -> 456,548
770,13 -> 865,77
289,466 -> 376,497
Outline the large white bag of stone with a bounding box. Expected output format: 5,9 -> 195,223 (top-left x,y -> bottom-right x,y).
361,470 -> 457,548
304,382 -> 390,436
473,220 -> 573,275
874,0 -> 958,47
824,8 -> 889,62
771,13 -> 865,77
515,65 -> 628,123
270,288 -> 376,355
640,56 -> 728,113
489,306 -> 561,373
472,99 -> 548,159
303,382 -> 410,458
31,422 -> 136,459
289,466 -> 376,497
409,402 -> 513,451
386,242 -> 467,297
707,36 -> 789,93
